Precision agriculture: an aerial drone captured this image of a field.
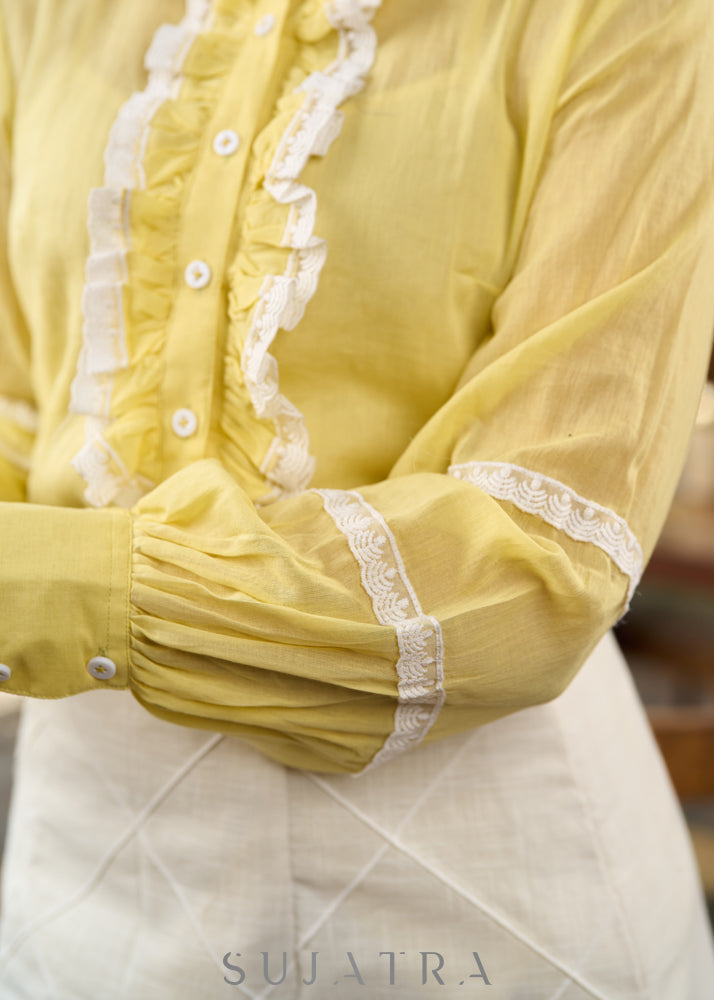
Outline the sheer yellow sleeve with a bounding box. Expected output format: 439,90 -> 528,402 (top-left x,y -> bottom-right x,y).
1,1 -> 713,773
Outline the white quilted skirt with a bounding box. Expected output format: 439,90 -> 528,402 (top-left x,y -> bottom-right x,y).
1,631 -> 713,999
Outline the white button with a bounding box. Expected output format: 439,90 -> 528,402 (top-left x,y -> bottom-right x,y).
254,14 -> 276,36
171,408 -> 198,438
212,129 -> 241,157
87,656 -> 116,681
0,664 -> 11,682
184,259 -> 211,289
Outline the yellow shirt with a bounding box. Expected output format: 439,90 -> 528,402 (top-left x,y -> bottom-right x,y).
0,0 -> 713,773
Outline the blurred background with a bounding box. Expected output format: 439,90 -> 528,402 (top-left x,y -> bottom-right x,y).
0,369 -> 713,931
615,366 -> 714,931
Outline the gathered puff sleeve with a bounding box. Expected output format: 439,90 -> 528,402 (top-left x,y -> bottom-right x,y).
2,0 -> 714,773
0,10 -> 34,502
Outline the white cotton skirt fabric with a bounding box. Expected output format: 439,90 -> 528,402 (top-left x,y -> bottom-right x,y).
0,631 -> 712,999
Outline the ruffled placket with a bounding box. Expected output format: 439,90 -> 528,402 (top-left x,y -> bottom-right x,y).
69,0 -> 383,509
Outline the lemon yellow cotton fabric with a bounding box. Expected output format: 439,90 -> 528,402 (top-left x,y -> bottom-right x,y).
0,0 -> 713,774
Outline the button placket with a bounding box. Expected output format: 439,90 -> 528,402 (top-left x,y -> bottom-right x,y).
159,4 -> 288,479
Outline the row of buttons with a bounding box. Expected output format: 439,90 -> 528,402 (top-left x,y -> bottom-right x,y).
176,205 -> 214,434
178,113 -> 227,436
0,656 -> 117,684
170,12 -> 276,441
173,251 -> 209,437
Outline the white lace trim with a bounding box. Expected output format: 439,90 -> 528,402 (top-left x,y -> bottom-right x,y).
247,0 -> 383,501
68,0 -> 213,507
316,489 -> 445,773
0,395 -> 38,433
449,461 -> 643,605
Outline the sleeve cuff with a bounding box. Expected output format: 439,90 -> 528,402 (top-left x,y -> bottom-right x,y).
0,501 -> 131,697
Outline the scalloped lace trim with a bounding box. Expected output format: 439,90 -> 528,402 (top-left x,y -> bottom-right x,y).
247,0 -> 383,501
0,395 -> 38,433
449,461 -> 643,605
316,488 -> 445,773
68,0 -> 213,507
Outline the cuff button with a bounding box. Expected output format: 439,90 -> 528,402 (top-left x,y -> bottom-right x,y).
87,656 -> 117,681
